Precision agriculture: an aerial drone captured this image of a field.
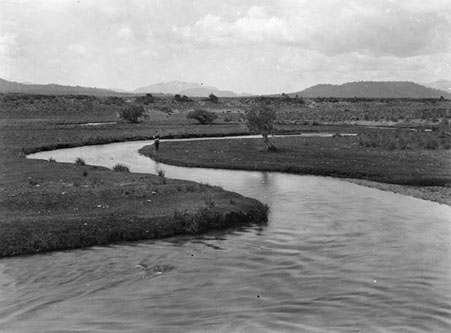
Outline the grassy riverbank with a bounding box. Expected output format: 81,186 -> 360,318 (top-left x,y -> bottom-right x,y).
140,135 -> 451,205
0,97 -> 269,257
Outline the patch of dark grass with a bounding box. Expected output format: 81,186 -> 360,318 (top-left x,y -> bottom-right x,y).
358,128 -> 451,150
185,184 -> 198,192
172,200 -> 269,235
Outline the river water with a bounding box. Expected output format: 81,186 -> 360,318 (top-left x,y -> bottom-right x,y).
1,137 -> 450,332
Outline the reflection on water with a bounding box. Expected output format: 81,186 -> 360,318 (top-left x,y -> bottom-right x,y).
1,138 -> 449,332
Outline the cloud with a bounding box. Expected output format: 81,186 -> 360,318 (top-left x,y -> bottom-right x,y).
182,6 -> 297,45
117,26 -> 133,39
0,32 -> 19,57
66,43 -> 89,56
182,1 -> 451,57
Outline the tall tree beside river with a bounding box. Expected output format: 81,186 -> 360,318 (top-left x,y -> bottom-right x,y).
246,106 -> 277,151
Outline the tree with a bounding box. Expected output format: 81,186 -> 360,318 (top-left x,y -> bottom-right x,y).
246,105 -> 277,151
208,93 -> 219,104
119,104 -> 144,123
186,109 -> 218,125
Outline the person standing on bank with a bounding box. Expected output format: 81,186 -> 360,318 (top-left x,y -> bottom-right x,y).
154,135 -> 160,151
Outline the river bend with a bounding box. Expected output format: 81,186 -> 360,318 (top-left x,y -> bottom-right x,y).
0,137 -> 450,332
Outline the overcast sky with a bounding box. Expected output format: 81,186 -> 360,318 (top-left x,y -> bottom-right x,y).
1,0 -> 450,94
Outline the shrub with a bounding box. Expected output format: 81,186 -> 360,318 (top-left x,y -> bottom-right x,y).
75,157 -> 86,166
186,109 -> 218,125
119,104 -> 144,123
208,93 -> 219,104
157,168 -> 166,184
113,164 -> 130,172
174,94 -> 191,103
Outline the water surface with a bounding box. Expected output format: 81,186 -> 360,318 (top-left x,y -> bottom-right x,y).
1,138 -> 450,332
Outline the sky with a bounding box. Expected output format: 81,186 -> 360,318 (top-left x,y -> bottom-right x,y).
0,0 -> 450,94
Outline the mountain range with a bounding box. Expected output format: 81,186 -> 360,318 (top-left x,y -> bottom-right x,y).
422,80 -> 451,93
288,81 -> 451,99
133,81 -> 249,97
140,80 -> 451,98
0,78 -> 125,96
1,77 -> 450,98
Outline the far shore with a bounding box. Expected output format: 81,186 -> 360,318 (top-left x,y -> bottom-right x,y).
139,135 -> 451,206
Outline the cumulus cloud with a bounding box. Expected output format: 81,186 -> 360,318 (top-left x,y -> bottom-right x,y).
182,5 -> 297,45
183,0 -> 451,57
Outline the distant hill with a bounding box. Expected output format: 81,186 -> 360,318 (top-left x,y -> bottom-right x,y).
289,81 -> 451,98
422,80 -> 451,93
179,87 -> 242,98
0,78 -> 126,96
134,80 -> 248,97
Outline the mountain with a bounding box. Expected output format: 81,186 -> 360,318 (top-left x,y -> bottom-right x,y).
0,78 -> 124,96
422,80 -> 451,93
289,81 -> 451,98
133,80 -> 247,97
179,87 -> 242,98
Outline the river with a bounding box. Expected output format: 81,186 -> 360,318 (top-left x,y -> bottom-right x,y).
1,137 -> 450,332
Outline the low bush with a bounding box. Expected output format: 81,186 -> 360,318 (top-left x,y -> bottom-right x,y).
75,157 -> 86,165
174,94 -> 191,103
157,168 -> 166,184
187,109 -> 218,125
113,164 -> 130,172
157,168 -> 165,177
135,93 -> 154,105
119,104 -> 144,123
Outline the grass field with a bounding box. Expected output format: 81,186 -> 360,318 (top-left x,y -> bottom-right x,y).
1,93 -> 450,256
140,135 -> 451,186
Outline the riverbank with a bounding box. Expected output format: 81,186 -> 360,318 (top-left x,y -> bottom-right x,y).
139,136 -> 451,206
1,119 -> 268,258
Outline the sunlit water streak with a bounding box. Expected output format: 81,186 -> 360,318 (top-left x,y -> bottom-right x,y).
0,135 -> 449,332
